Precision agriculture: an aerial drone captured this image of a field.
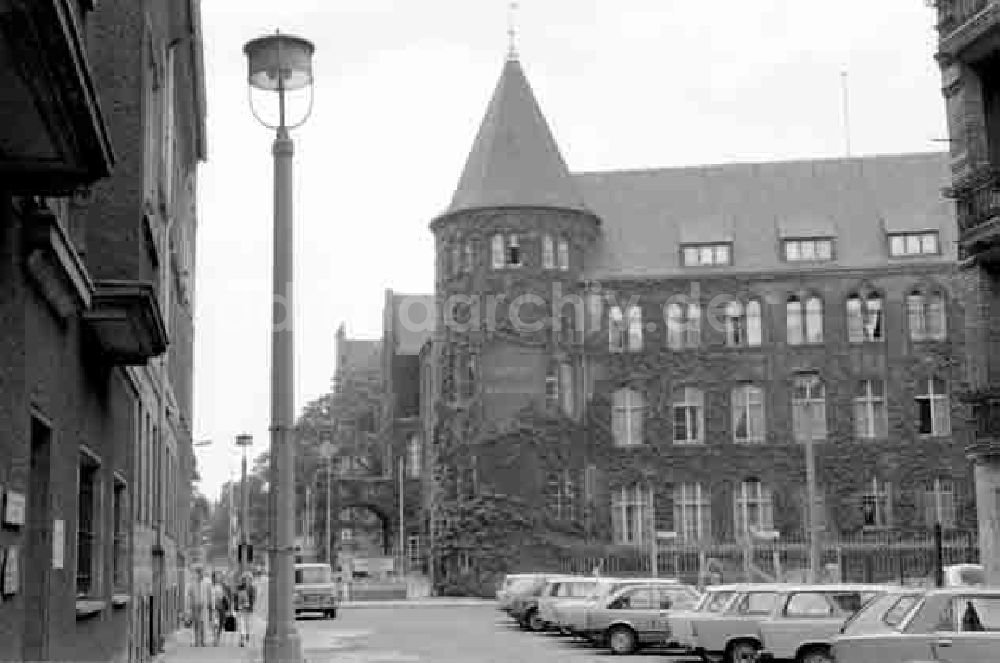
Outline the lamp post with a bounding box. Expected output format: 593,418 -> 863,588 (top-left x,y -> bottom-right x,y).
236,433 -> 253,576
243,31 -> 315,663
796,399 -> 822,583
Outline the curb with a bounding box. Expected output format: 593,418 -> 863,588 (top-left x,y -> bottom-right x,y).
340,599 -> 493,609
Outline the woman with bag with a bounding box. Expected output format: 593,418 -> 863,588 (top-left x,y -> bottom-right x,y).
235,574 -> 256,647
210,572 -> 229,646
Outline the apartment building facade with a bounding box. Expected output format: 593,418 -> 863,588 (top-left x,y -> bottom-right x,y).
934,0 -> 1000,583
0,1 -> 205,661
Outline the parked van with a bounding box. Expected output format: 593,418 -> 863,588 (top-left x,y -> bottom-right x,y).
293,562 -> 339,618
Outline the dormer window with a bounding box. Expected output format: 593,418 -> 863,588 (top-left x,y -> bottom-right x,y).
888,231 -> 939,257
682,243 -> 731,267
783,238 -> 833,262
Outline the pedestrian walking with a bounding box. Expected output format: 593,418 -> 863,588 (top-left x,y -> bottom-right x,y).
235,574 -> 256,647
188,568 -> 212,646
210,571 -> 229,646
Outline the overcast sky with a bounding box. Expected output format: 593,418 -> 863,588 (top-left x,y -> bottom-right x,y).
192,0 -> 946,499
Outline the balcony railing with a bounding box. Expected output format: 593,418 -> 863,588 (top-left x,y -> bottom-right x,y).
938,0 -> 992,34
957,170 -> 1000,235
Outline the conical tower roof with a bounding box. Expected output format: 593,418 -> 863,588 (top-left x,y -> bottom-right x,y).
445,57 -> 589,216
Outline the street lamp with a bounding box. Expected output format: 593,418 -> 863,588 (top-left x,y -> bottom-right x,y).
796,399 -> 822,584
243,30 -> 315,663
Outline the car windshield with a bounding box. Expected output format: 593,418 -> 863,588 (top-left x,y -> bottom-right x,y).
295,567 -> 330,584
701,591 -> 735,612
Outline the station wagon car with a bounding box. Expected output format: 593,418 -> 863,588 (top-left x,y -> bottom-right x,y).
667,584 -> 745,651
831,587 -> 1000,663
753,584 -> 891,663
575,581 -> 702,654
559,577 -> 682,639
689,584 -> 792,663
534,577 -> 602,631
509,575 -> 578,629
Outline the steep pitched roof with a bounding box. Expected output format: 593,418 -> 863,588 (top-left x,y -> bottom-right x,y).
445,58 -> 588,216
575,152 -> 956,279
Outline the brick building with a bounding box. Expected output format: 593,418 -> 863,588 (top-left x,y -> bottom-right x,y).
374,51 -> 976,585
0,1 -> 205,661
933,0 -> 1000,583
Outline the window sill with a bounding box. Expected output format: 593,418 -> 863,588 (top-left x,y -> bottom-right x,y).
112,593 -> 130,608
75,599 -> 107,619
673,440 -> 705,446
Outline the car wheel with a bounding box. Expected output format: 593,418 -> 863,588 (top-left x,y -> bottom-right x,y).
798,646 -> 833,663
607,625 -> 638,655
527,610 -> 546,632
727,640 -> 760,663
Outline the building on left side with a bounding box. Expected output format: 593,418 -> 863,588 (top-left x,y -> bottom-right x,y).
0,1 -> 206,662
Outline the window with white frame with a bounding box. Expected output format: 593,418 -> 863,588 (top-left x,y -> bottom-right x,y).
407,435 -> 421,479
916,377 -> 951,436
627,306 -> 643,352
907,291 -> 947,341
787,295 -> 823,345
505,234 -> 521,267
542,235 -> 555,269
612,388 -> 645,447
77,451 -> 100,597
723,299 -> 762,347
735,478 -> 773,539
491,233 -> 504,269
450,243 -> 461,275
675,482 -> 711,542
407,534 -> 421,569
673,387 -> 704,444
464,240 -> 475,272
682,243 -> 732,266
611,483 -> 650,545
557,238 -> 570,270
792,374 -> 827,441
888,231 -> 939,257
559,362 -> 575,417
924,478 -> 957,529
854,379 -> 887,439
609,306 -> 625,352
860,478 -> 892,529
732,384 -> 765,443
546,469 -> 577,521
783,238 -> 833,262
847,292 -> 883,343
666,302 -> 701,349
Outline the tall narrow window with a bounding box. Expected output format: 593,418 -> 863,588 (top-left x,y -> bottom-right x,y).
907,292 -> 947,341
805,296 -> 823,343
924,478 -> 957,529
77,452 -> 100,596
546,470 -> 577,520
542,235 -> 555,269
854,379 -> 887,439
559,362 -> 575,417
626,306 -> 643,352
557,238 -> 570,270
451,243 -> 461,275
609,306 -> 625,352
667,303 -> 701,349
673,387 -> 704,444
915,377 -> 951,436
612,388 -> 645,447
675,483 -> 711,542
612,483 -> 650,545
787,296 -> 803,345
732,384 -> 765,443
545,364 -> 560,408
491,233 -> 504,269
464,240 -> 475,272
724,300 -> 762,347
847,292 -> 883,343
407,435 -> 421,479
792,374 -> 827,441
747,300 -> 762,346
735,478 -> 773,539
861,478 -> 892,529
787,295 -> 822,345
506,234 -> 521,267
113,477 -> 128,591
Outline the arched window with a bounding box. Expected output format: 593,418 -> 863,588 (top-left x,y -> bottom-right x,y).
847,291 -> 883,343
609,306 -> 625,352
557,237 -> 570,270
805,296 -> 823,343
463,240 -> 475,272
612,388 -> 645,447
667,302 -> 701,349
787,295 -> 823,345
542,235 -> 555,269
732,384 -> 765,443
915,377 -> 950,436
724,299 -> 762,347
907,290 -> 947,341
786,296 -> 803,345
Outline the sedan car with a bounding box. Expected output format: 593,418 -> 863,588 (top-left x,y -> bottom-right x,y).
831,587 -> 1000,663
576,581 -> 702,654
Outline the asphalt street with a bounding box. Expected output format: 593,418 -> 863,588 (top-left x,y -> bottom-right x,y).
292,606 -> 702,663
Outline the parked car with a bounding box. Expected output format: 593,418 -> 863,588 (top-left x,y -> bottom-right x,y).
292,562 -> 339,618
830,587 -> 1000,663
572,581 -> 702,654
835,588 -> 925,639
666,584 -> 746,652
558,576 -> 682,638
496,573 -> 545,612
535,577 -> 603,632
753,584 -> 892,663
688,583 -> 792,663
509,575 -> 578,629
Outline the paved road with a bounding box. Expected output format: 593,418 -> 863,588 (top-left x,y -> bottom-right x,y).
293,606 -> 702,663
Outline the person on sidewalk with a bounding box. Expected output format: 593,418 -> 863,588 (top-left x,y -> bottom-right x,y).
210,572 -> 229,646
234,574 -> 256,647
188,568 -> 212,646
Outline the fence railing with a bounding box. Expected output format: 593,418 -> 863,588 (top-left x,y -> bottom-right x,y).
557,530 -> 979,586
